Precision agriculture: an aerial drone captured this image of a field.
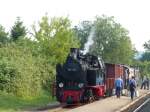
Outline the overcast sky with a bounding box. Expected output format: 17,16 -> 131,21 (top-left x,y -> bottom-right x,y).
0,0 -> 150,51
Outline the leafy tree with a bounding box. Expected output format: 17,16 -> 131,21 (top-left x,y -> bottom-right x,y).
137,61 -> 150,78
10,17 -> 27,41
140,52 -> 150,61
140,40 -> 150,61
134,39 -> 150,78
73,21 -> 92,49
90,15 -> 135,64
32,15 -> 80,65
144,40 -> 150,51
0,39 -> 54,97
0,25 -> 8,44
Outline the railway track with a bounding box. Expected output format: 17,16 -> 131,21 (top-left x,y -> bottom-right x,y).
23,102 -> 62,112
26,102 -> 84,112
133,98 -> 150,112
34,101 -> 96,112
121,92 -> 150,112
48,105 -> 79,112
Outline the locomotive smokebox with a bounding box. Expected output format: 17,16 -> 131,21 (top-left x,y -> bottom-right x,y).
70,48 -> 79,59
70,48 -> 79,54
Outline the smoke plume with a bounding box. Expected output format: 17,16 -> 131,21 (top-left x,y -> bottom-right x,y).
83,27 -> 95,54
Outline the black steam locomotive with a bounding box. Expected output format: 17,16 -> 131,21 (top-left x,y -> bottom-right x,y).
56,48 -> 105,104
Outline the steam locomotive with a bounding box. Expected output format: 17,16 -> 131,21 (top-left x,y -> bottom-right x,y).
56,48 -> 139,104
56,48 -> 105,104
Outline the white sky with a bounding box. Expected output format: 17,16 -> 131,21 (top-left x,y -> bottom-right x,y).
0,0 -> 150,51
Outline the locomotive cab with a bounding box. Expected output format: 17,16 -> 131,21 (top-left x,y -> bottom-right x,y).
85,55 -> 106,100
86,55 -> 105,86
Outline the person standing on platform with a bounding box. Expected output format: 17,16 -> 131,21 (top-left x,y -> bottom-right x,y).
115,76 -> 123,98
129,76 -> 136,100
146,77 -> 149,90
141,76 -> 146,89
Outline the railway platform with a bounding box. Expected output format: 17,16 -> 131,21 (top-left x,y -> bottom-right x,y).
66,89 -> 150,112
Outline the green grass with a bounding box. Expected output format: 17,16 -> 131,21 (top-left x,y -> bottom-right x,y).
0,91 -> 56,112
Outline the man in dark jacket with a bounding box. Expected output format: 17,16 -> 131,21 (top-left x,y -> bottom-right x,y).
129,76 -> 136,100
146,77 -> 149,90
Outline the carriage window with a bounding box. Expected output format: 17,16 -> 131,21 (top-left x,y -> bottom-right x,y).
96,73 -> 99,78
96,71 -> 104,85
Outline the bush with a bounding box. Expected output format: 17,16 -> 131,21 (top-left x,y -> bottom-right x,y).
0,59 -> 17,92
0,41 -> 55,98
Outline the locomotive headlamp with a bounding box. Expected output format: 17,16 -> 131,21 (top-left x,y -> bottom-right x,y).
59,82 -> 64,88
78,83 -> 84,88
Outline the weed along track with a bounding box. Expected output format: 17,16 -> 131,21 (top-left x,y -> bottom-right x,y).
33,101 -> 93,112
44,104 -> 78,112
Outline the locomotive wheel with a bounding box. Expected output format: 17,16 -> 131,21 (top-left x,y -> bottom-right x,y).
89,96 -> 95,103
83,89 -> 95,103
89,89 -> 95,103
94,95 -> 100,100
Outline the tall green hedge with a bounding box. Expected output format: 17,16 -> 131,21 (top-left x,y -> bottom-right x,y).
0,41 -> 54,98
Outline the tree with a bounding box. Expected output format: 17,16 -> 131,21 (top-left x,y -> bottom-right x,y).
144,40 -> 150,51
10,17 -> 27,41
0,25 -> 8,44
138,61 -> 150,78
134,39 -> 150,79
0,40 -> 55,97
140,52 -> 150,61
140,40 -> 150,61
73,21 -> 92,49
32,15 -> 80,65
90,15 -> 135,64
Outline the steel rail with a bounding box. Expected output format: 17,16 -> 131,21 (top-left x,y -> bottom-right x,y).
133,98 -> 150,112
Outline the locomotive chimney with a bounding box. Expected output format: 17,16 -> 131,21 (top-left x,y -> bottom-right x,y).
70,48 -> 79,59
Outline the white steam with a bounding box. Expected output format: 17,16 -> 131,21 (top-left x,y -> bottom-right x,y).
83,27 -> 95,54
